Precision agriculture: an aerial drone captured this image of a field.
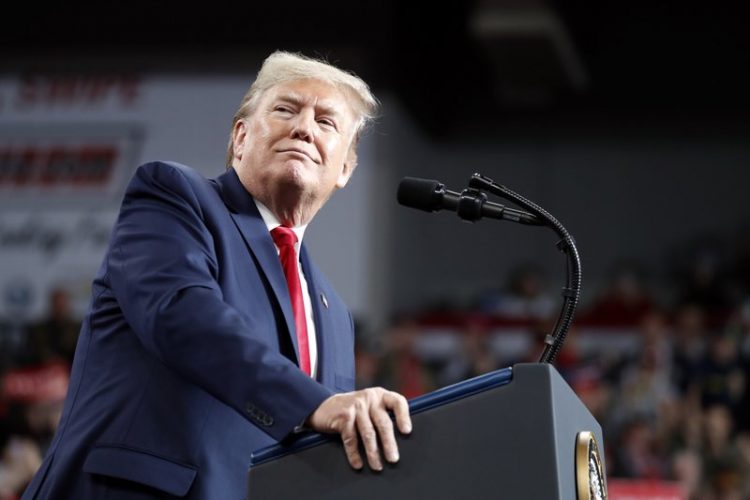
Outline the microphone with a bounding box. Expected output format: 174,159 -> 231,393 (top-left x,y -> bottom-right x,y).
397,177 -> 542,225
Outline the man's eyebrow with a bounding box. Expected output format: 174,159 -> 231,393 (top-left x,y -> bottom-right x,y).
276,94 -> 344,117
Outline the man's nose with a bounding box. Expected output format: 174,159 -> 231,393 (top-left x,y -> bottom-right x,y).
290,109 -> 315,142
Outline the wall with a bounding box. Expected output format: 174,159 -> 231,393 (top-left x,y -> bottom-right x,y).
384,113 -> 750,316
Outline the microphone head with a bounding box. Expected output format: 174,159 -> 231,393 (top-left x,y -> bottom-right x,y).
397,177 -> 445,212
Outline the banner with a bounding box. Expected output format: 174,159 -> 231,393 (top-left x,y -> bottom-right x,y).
608,479 -> 685,500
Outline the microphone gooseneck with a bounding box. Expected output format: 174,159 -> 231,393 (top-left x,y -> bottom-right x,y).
396,174 -> 581,365
468,173 -> 582,365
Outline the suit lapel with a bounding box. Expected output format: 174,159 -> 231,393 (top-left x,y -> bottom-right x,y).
213,168 -> 299,362
300,244 -> 335,387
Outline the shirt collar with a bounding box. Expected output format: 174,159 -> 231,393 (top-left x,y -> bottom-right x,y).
253,199 -> 308,247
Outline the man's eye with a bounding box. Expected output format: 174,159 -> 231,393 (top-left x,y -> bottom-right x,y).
317,118 -> 336,129
274,106 -> 293,113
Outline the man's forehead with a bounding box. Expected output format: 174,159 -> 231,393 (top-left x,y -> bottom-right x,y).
265,80 -> 354,115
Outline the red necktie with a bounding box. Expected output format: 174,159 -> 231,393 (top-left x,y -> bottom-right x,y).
271,226 -> 311,376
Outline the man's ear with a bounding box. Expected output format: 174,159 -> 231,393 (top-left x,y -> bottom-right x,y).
232,120 -> 248,162
336,150 -> 357,189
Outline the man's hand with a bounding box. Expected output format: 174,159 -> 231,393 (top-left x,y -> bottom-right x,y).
307,387 -> 412,471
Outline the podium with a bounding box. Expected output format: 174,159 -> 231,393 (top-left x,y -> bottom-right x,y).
247,363 -> 606,499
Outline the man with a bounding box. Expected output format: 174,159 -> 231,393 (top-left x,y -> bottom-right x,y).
22,51 -> 411,499
26,287 -> 81,365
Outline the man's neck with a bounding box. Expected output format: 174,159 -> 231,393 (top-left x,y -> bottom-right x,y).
233,167 -> 320,226
254,199 -> 308,244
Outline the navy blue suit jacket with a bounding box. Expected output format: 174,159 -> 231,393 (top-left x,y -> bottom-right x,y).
22,162 -> 356,499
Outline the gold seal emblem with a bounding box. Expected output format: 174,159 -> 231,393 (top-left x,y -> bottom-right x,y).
576,431 -> 607,500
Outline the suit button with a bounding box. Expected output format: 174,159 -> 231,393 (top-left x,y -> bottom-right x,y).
246,403 -> 259,417
261,416 -> 274,427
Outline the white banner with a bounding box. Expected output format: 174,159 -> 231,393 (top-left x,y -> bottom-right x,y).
0,210 -> 118,318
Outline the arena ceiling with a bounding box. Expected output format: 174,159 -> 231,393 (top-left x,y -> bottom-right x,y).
3,1 -> 749,139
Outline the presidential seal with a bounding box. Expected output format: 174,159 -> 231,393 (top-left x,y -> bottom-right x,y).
575,431 -> 607,500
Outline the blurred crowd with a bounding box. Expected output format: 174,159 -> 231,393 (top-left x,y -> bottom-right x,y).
0,288 -> 76,499
356,235 -> 750,500
2,234 -> 750,499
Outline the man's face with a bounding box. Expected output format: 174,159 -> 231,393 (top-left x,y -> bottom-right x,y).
232,78 -> 358,222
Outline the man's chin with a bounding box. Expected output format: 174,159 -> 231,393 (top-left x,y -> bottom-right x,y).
276,161 -> 317,188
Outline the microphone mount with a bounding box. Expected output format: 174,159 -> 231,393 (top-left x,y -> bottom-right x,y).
396,177 -> 543,226
456,188 -> 488,222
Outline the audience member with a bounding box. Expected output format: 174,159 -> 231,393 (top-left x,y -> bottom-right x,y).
673,242 -> 736,324
0,362 -> 68,498
671,448 -> 704,500
582,261 -> 656,326
439,319 -> 499,385
672,303 -> 710,397
695,329 -> 745,416
24,288 -> 80,366
374,316 -> 436,399
475,262 -> 556,322
701,404 -> 747,500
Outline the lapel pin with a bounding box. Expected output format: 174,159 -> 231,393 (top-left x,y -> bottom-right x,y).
320,293 -> 329,309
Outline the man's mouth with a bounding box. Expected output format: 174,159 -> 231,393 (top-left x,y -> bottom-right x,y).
278,148 -> 319,164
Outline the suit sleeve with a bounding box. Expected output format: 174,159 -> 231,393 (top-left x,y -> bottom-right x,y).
106,162 -> 333,441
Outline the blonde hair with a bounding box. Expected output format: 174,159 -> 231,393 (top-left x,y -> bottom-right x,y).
226,51 -> 378,166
